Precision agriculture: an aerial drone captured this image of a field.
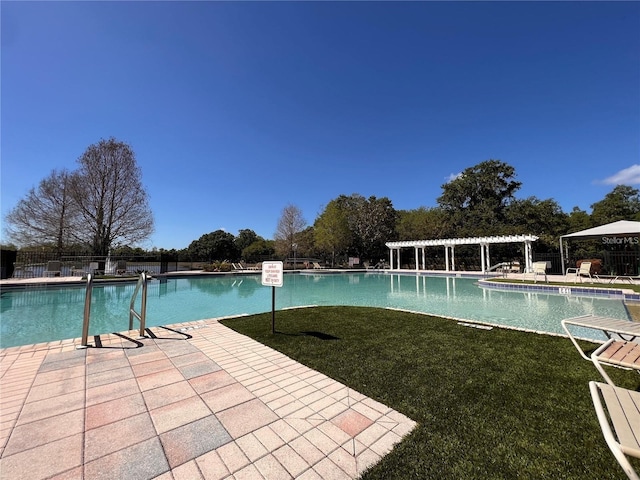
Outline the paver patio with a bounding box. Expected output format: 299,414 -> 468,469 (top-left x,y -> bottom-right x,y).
0,319 -> 417,479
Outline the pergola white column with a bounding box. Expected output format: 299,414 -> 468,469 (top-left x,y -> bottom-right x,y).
421,248 -> 426,271
524,240 -> 533,272
450,245 -> 456,271
444,245 -> 456,271
444,246 -> 450,272
480,243 -> 491,273
414,247 -> 420,271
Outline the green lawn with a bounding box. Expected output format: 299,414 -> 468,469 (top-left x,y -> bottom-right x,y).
221,306 -> 639,479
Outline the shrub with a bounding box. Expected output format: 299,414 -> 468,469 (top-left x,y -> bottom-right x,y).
202,261 -> 233,272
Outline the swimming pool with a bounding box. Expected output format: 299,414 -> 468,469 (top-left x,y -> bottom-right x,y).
0,273 -> 629,348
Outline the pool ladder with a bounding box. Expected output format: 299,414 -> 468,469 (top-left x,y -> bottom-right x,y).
78,272 -> 150,348
128,272 -> 150,339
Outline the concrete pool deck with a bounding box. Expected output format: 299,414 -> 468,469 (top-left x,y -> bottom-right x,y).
0,318 -> 417,480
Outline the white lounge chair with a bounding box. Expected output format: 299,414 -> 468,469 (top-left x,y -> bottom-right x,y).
12,264 -> 35,278
589,381 -> 640,480
71,263 -> 88,277
44,261 -> 62,277
566,261 -> 593,283
313,262 -> 326,269
562,315 -> 640,361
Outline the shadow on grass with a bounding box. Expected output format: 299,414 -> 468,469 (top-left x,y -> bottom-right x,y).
276,330 -> 340,340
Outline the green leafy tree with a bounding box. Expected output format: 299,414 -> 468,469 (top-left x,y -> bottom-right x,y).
187,230 -> 239,262
567,207 -> 593,233
437,159 -> 521,236
111,245 -> 148,257
590,185 -> 640,226
235,229 -> 260,255
242,239 -> 275,263
314,199 -> 352,266
348,194 -> 397,260
396,207 -> 451,241
504,197 -> 568,251
294,226 -> 317,259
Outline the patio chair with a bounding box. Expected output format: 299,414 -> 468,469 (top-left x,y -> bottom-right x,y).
71,263 -> 88,277
44,261 -> 62,277
313,262 -> 326,269
566,261 -> 593,283
523,261 -> 548,283
12,264 -> 35,278
532,261 -> 548,283
589,381 -> 640,480
562,315 -> 640,361
89,262 -> 100,275
116,260 -> 128,275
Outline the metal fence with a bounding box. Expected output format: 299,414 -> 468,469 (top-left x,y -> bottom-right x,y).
5,248 -> 638,279
565,251 -> 639,276
6,251 -> 208,278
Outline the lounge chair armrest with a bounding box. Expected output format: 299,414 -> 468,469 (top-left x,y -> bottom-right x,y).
589,381 -> 640,480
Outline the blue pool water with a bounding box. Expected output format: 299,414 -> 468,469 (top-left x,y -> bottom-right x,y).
0,273 -> 629,348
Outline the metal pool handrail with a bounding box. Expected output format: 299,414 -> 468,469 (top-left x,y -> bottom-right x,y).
129,272 -> 149,339
78,273 -> 93,348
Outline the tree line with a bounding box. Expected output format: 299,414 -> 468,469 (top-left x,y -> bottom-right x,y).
172,159 -> 640,266
4,139 -> 639,266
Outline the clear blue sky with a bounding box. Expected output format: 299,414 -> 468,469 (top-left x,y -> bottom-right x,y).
2,1 -> 639,250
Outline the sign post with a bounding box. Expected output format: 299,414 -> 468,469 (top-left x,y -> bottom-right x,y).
261,261 -> 284,334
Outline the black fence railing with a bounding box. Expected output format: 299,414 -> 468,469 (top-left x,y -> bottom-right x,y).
5,251 -> 210,278
5,248 -> 638,279
564,251 -> 640,277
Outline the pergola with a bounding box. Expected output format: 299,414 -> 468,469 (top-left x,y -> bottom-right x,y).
559,220 -> 640,273
386,234 -> 539,273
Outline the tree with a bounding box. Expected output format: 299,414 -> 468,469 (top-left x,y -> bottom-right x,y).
590,185 -> 640,226
295,226 -> 317,259
314,199 -> 352,266
187,230 -> 239,262
235,229 -> 260,254
437,159 -> 521,236
5,169 -> 77,251
70,137 -> 154,255
504,197 -> 568,251
242,239 -> 275,263
352,195 -> 397,260
567,207 -> 592,233
396,207 -> 450,241
274,204 -> 306,258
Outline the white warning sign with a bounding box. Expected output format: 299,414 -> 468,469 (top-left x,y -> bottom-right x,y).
261,261 -> 284,287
